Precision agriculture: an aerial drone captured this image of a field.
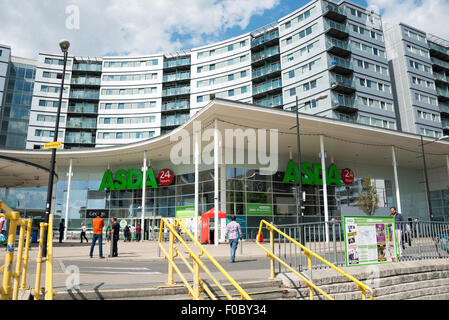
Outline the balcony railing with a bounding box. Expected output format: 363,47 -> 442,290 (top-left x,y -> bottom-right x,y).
439,102 -> 449,114
163,58 -> 191,69
66,120 -> 97,129
324,20 -> 349,34
431,57 -> 449,70
65,136 -> 96,144
163,72 -> 190,82
161,115 -> 190,127
332,97 -> 357,112
69,91 -> 100,100
330,76 -> 356,92
328,56 -> 353,72
442,120 -> 449,129
436,87 -> 449,99
252,46 -> 280,63
326,38 -> 350,51
252,63 -> 281,79
67,104 -> 98,114
251,30 -> 279,48
71,77 -> 101,86
434,72 -> 449,83
72,63 -> 102,72
322,3 -> 347,22
162,86 -> 190,97
254,96 -> 283,108
252,78 -> 282,95
429,42 -> 449,56
161,100 -> 190,112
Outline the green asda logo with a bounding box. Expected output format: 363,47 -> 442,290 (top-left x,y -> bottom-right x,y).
283,161 -> 342,187
99,169 -> 158,191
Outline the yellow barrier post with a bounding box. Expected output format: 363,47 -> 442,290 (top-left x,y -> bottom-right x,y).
21,219 -> 32,290
45,214 -> 54,300
193,260 -> 200,299
167,223 -> 175,285
268,227 -> 275,280
12,222 -> 26,300
1,211 -> 19,300
34,222 -> 47,300
306,253 -> 313,300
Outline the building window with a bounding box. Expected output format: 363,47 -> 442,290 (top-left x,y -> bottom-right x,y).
228,89 -> 234,97
197,96 -> 203,103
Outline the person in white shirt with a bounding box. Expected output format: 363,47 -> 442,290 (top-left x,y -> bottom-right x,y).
130,225 -> 136,242
0,216 -> 7,236
80,223 -> 89,243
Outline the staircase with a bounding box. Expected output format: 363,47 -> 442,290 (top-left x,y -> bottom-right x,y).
53,279 -> 296,300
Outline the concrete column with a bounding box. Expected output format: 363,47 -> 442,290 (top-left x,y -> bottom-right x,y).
391,147 -> 402,213
320,135 -> 329,243
194,129 -> 200,240
141,151 -> 147,241
64,159 -> 73,240
214,119 -> 219,246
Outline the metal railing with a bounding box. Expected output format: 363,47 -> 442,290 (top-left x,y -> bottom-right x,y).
34,214 -> 54,300
158,218 -> 252,300
0,201 -> 33,300
256,220 -> 373,300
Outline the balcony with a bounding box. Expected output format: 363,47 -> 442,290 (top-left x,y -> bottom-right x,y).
162,86 -> 190,97
67,104 -> 98,114
436,87 -> 449,100
252,62 -> 281,80
428,42 -> 449,61
65,135 -> 96,144
439,102 -> 449,115
161,115 -> 190,127
66,119 -> 97,129
431,57 -> 449,72
324,20 -> 349,40
332,97 -> 358,114
326,38 -> 351,58
322,3 -> 347,23
69,90 -> 100,100
328,56 -> 353,75
251,30 -> 279,49
71,77 -> 101,86
72,63 -> 102,73
254,95 -> 283,108
161,100 -> 190,112
163,57 -> 191,69
330,76 -> 356,94
251,46 -> 280,64
163,72 -> 190,83
252,78 -> 282,96
434,72 -> 449,85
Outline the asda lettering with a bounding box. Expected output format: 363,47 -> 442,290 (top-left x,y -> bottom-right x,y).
99,169 -> 158,191
283,161 -> 342,187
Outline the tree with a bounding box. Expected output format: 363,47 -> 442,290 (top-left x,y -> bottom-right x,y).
357,177 -> 379,216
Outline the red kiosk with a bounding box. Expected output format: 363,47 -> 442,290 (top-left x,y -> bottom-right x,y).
200,208 -> 227,244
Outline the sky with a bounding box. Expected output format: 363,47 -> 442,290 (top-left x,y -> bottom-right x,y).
0,0 -> 448,60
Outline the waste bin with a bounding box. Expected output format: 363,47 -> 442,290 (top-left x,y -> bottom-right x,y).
31,229 -> 39,243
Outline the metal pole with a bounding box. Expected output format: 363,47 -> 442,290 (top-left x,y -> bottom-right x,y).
295,97 -> 305,244
194,129 -> 200,240
43,49 -> 68,257
320,135 -> 329,243
214,119 -> 219,246
420,136 -> 433,221
446,155 -> 449,179
391,147 -> 402,214
63,159 -> 73,240
141,151 -> 147,241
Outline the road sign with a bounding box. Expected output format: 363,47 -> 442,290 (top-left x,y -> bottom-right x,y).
44,141 -> 62,150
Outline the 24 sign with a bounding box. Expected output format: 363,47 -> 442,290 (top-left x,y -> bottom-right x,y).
341,168 -> 354,185
158,169 -> 174,186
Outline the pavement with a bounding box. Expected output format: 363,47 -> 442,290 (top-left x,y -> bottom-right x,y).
0,239 -> 274,292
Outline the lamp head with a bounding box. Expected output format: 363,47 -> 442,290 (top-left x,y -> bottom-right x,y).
59,40 -> 70,53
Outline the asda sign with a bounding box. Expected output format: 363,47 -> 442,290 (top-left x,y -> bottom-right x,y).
99,168 -> 164,191
283,161 -> 343,187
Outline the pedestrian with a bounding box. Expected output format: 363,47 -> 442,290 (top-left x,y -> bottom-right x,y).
111,217 -> 120,257
136,223 -> 142,241
148,225 -> 153,241
124,225 -> 130,242
225,216 -> 243,263
59,219 -> 65,243
106,225 -> 112,242
80,223 -> 88,243
390,207 -> 405,256
89,212 -> 105,259
130,225 -> 136,242
0,216 -> 7,236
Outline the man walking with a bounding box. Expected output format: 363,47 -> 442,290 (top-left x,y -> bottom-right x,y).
225,216 -> 242,263
80,223 -> 88,243
89,212 -> 105,259
390,207 -> 405,257
111,217 -> 120,257
136,223 -> 142,242
59,219 -> 65,243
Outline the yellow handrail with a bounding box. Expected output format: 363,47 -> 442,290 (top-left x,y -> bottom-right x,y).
256,220 -> 374,300
0,201 -> 33,300
34,214 -> 54,300
158,218 -> 252,300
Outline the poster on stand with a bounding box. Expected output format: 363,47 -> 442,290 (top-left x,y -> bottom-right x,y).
343,216 -> 398,267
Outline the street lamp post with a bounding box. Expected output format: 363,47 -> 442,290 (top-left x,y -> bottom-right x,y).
43,40 -> 70,256
420,135 -> 449,221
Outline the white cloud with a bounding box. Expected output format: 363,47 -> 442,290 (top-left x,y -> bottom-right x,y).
0,0 -> 279,59
368,0 -> 449,40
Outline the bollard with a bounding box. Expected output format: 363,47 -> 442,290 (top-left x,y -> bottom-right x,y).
332,220 -> 338,265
